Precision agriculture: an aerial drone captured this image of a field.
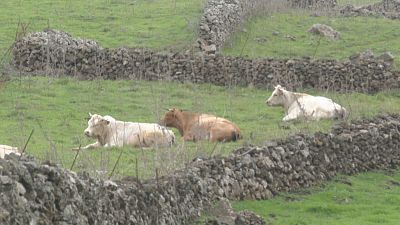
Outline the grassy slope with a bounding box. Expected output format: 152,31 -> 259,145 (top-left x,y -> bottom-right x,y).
1,76 -> 399,178
233,171 -> 400,225
222,13 -> 400,66
219,1 -> 400,224
1,0 -> 400,223
0,0 -> 204,56
222,6 -> 400,219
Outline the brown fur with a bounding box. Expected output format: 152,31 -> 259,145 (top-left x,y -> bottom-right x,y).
159,108 -> 241,142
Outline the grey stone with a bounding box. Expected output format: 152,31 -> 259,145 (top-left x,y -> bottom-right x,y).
377,52 -> 394,64
0,176 -> 12,185
308,24 -> 340,39
16,182 -> 26,195
300,149 -> 310,158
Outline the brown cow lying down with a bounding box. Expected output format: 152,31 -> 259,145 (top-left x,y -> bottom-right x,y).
0,144 -> 20,159
159,108 -> 241,142
74,113 -> 175,150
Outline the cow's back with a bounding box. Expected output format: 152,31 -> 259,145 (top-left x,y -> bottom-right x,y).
123,122 -> 175,146
0,145 -> 20,159
194,114 -> 241,142
298,96 -> 345,119
197,114 -> 232,124
311,96 -> 343,111
124,122 -> 169,132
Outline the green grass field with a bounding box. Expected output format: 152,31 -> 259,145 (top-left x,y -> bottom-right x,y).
0,0 -> 204,56
222,13 -> 400,66
1,0 -> 400,223
233,170 -> 400,225
1,76 -> 399,179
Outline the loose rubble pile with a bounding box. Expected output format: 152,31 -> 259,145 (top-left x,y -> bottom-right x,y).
1,114 -> 400,224
349,49 -> 395,65
338,0 -> 400,19
203,198 -> 265,225
12,29 -> 101,72
12,30 -> 400,93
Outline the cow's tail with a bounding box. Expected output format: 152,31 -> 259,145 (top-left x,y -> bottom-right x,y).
231,130 -> 242,142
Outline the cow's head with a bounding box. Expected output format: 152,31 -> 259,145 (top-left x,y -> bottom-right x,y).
84,113 -> 110,138
159,108 -> 182,127
266,85 -> 286,106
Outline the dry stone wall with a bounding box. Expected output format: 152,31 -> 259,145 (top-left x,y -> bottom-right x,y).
197,0 -> 272,53
12,30 -> 400,94
1,114 -> 400,225
338,0 -> 400,19
289,0 -> 337,9
197,0 -> 338,53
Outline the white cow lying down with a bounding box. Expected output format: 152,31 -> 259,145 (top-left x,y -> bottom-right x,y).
0,145 -> 21,159
266,85 -> 348,121
75,113 -> 175,150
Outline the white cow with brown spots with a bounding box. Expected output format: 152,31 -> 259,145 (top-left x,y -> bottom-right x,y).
75,113 -> 175,150
266,85 -> 347,121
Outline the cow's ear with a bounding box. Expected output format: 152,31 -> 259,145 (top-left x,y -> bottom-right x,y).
89,112 -> 93,117
275,88 -> 283,96
100,118 -> 110,125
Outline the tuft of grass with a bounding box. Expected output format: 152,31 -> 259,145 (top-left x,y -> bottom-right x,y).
223,12 -> 400,66
0,0 -> 205,56
0,76 -> 400,178
233,171 -> 400,225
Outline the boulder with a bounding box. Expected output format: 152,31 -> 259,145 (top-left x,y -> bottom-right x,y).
308,24 -> 340,39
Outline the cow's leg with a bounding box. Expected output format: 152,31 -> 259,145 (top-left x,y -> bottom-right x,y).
282,113 -> 298,121
183,133 -> 195,142
73,141 -> 102,151
209,127 -> 224,142
283,107 -> 304,121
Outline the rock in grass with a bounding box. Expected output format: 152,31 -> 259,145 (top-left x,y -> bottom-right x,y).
308,24 -> 340,40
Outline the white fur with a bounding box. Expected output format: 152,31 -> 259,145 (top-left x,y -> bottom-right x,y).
266,85 -> 347,121
0,145 -> 20,159
79,114 -> 175,150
